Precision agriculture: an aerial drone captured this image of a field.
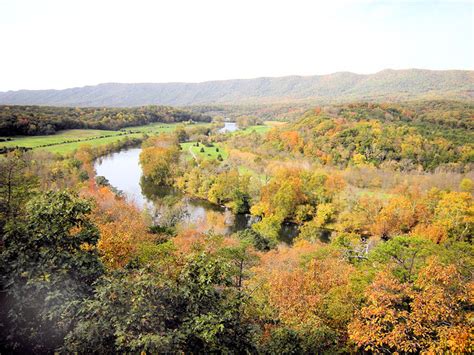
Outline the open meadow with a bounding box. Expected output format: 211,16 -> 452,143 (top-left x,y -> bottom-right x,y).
1,123 -> 203,154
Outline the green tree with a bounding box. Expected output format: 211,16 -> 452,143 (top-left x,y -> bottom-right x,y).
95,175 -> 110,187
0,191 -> 104,353
175,124 -> 188,142
369,235 -> 436,282
78,169 -> 89,182
0,152 -> 38,231
65,253 -> 257,353
252,215 -> 282,241
459,178 -> 473,193
261,328 -> 304,354
219,239 -> 259,288
236,228 -> 276,251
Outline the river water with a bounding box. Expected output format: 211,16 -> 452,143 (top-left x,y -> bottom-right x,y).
94,122 -> 299,242
219,122 -> 238,133
95,148 -> 252,233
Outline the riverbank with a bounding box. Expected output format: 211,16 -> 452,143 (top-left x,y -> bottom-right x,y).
1,122 -> 209,155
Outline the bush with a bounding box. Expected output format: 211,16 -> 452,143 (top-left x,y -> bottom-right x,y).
262,328 -> 303,355
78,170 -> 89,182
95,176 -> 110,187
236,228 -> 276,251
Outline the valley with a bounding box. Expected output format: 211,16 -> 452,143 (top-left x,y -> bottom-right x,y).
1,0 -> 473,352
0,92 -> 472,355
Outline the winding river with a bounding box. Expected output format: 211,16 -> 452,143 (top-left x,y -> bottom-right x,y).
94,122 -> 299,242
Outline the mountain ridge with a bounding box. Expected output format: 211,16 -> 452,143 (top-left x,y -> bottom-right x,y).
1,69 -> 472,107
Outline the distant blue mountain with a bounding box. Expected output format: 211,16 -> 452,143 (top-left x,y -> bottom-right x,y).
0,69 -> 472,107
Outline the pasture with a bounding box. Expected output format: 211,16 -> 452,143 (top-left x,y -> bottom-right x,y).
1,123 -> 199,155
181,142 -> 228,161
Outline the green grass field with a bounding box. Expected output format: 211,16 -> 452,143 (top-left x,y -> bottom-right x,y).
41,134 -> 146,154
1,130 -> 141,155
181,142 -> 228,161
238,125 -> 271,134
1,129 -> 121,149
1,121 -> 272,156
121,122 -> 186,134
237,165 -> 269,183
1,123 -> 208,155
228,121 -> 285,135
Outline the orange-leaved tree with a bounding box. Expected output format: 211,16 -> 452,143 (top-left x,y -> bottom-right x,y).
349,258 -> 473,353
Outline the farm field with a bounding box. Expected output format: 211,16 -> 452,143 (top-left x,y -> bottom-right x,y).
237,165 -> 268,183
40,134 -> 144,154
231,121 -> 285,135
238,125 -> 271,134
179,121 -> 276,161
181,142 -> 228,161
122,122 -> 186,134
0,129 -> 121,149
0,121 -> 273,156
1,123 -> 207,155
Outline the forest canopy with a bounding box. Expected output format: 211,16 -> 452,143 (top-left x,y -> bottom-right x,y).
0,105 -> 211,136
224,101 -> 473,172
0,98 -> 472,353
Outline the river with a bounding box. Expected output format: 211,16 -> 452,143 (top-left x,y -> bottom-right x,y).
94,122 -> 299,242
219,121 -> 238,133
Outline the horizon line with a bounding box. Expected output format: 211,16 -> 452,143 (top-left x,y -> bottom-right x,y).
1,67 -> 473,93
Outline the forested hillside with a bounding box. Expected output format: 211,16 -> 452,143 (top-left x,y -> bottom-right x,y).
190,99 -> 474,125
223,100 -> 473,172
1,120 -> 472,353
0,69 -> 472,107
0,105 -> 211,135
334,100 -> 474,130
0,79 -> 473,355
1,0 -> 472,352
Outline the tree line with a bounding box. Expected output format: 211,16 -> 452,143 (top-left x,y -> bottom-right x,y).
227,107 -> 473,172
0,105 -> 212,136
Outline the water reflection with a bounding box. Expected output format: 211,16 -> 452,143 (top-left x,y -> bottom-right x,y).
278,223 -> 300,245
94,148 -> 145,206
95,148 -> 254,235
219,122 -> 238,133
95,147 -> 300,242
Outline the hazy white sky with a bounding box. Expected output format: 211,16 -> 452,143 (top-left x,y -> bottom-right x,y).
0,0 -> 472,91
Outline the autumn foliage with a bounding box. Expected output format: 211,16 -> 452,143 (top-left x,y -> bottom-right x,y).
2,100 -> 473,353
82,186 -> 153,269
349,258 -> 473,353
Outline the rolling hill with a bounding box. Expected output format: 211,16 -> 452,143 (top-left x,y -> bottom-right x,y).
0,69 -> 472,107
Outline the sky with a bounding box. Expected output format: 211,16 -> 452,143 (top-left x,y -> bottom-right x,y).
0,0 -> 472,91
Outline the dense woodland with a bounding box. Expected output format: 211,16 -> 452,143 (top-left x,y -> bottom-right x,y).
223,102 -> 473,172
0,100 -> 473,353
0,105 -> 211,136
192,99 -> 474,129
